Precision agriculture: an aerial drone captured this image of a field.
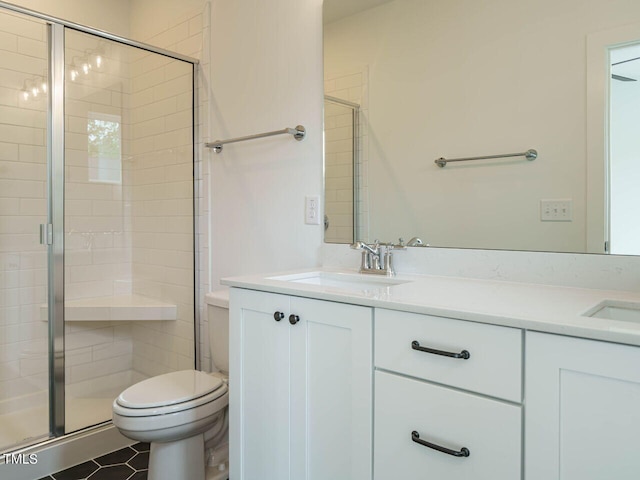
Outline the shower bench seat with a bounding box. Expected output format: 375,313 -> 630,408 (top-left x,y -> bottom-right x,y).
39,294 -> 178,322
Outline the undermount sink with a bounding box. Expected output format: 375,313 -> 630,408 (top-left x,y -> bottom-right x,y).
584,300 -> 640,324
268,271 -> 411,292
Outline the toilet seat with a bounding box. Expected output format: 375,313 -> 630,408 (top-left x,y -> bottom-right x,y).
114,370 -> 227,417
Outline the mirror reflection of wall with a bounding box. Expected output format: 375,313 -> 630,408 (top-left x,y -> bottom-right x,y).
323,0 -> 640,254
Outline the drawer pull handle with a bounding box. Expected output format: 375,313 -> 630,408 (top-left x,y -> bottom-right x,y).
289,314 -> 300,325
273,311 -> 284,321
411,340 -> 470,359
411,430 -> 470,458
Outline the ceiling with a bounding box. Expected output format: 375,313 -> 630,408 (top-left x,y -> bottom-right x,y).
323,0 -> 395,24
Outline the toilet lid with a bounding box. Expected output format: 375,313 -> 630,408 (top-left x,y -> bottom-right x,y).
116,370 -> 223,409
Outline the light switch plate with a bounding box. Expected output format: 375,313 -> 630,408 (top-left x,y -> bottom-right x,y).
540,199 -> 572,222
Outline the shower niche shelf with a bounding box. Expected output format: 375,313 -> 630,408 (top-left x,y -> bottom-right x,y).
40,294 -> 178,322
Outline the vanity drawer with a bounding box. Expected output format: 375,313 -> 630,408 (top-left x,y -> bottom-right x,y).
375,308 -> 522,401
374,371 -> 521,480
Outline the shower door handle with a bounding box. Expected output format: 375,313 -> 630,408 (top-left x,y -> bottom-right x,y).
40,224 -> 53,245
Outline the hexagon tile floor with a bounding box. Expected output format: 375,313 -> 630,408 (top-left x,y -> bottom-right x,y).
39,443 -> 149,480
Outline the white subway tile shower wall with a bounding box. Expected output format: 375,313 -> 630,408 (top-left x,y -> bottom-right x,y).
129,4 -> 210,375
324,100 -> 354,243
128,51 -> 193,374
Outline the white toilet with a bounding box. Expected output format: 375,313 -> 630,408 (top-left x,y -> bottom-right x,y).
112,290 -> 230,480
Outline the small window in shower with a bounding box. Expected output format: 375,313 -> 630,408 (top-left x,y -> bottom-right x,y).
87,111 -> 122,184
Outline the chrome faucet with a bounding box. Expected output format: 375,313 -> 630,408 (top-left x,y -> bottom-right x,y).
350,240 -> 404,276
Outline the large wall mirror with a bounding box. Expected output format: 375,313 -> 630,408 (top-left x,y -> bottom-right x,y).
322,0 -> 640,255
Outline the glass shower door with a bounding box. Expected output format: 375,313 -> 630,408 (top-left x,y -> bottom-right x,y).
324,96 -> 359,243
63,29 -> 195,433
0,2 -> 197,454
0,9 -> 50,451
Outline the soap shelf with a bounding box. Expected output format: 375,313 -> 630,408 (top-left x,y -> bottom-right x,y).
40,294 -> 178,322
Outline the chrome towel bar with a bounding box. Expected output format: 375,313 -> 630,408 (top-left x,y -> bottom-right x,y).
206,125 -> 306,153
435,148 -> 538,167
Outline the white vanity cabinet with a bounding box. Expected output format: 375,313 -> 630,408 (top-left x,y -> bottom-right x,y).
229,288 -> 373,480
373,309 -> 523,480
226,269 -> 640,480
525,332 -> 640,480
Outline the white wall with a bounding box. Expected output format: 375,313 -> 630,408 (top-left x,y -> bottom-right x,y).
324,0 -> 640,253
208,0 -> 324,291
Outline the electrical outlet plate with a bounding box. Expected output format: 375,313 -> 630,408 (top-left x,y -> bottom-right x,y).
540,199 -> 572,222
305,195 -> 321,225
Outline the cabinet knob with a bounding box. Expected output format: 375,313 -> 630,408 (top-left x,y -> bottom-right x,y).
289,314 -> 300,325
273,311 -> 284,321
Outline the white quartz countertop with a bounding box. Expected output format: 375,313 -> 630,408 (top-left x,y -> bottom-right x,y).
221,267 -> 640,347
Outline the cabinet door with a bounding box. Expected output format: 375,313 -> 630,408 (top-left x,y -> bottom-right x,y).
526,332 -> 640,480
291,297 -> 373,480
229,288 -> 292,480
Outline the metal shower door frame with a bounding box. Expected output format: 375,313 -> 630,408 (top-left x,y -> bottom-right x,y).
47,21 -> 65,438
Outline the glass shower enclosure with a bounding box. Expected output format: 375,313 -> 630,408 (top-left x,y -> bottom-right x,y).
0,3 -> 198,454
323,95 -> 361,244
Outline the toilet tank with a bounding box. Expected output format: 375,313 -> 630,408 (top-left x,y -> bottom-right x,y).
205,290 -> 229,374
